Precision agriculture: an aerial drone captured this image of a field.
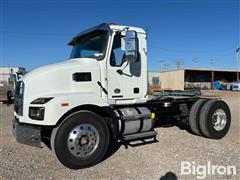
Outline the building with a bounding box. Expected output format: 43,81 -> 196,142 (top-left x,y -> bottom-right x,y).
0,67 -> 26,84
148,69 -> 240,90
148,71 -> 161,86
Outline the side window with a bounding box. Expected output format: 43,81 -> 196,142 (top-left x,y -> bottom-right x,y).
110,34 -> 125,66
152,77 -> 160,86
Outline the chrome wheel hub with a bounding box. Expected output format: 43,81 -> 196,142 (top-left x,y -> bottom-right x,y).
212,109 -> 227,131
67,124 -> 99,158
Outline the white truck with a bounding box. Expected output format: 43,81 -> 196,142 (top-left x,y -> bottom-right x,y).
0,69 -> 26,103
9,69 -> 27,94
12,23 -> 231,169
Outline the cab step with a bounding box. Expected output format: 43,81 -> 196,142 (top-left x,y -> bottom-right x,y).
123,130 -> 157,141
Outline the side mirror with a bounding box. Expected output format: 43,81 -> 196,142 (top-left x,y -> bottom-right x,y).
125,30 -> 138,61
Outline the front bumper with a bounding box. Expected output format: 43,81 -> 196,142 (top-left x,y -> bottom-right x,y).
12,117 -> 42,148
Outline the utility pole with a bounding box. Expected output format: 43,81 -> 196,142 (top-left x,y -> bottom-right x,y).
176,59 -> 184,69
160,59 -> 165,72
209,59 -> 215,70
192,58 -> 199,69
163,64 -> 170,71
209,59 -> 215,89
236,47 -> 239,81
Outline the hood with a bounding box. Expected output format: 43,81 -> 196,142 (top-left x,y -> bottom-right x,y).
21,58 -> 101,103
22,58 -> 99,82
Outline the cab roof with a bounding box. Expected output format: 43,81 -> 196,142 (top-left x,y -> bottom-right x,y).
68,23 -> 146,45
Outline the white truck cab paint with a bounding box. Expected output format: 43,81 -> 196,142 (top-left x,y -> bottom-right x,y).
15,23 -> 148,126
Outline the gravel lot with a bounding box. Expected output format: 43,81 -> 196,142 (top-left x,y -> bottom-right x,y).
0,91 -> 239,180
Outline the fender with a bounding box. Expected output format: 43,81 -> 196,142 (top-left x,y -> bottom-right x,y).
17,92 -> 110,126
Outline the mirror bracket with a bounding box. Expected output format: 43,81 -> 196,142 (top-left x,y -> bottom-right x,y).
116,69 -> 123,75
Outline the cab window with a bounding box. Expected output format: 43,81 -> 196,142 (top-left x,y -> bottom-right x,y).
110,33 -> 125,66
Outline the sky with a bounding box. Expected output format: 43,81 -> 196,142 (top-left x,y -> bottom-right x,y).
0,0 -> 239,72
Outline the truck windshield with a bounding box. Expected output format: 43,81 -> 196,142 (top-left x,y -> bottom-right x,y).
70,30 -> 109,60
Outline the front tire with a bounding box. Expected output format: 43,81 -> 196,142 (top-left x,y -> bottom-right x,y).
51,110 -> 110,169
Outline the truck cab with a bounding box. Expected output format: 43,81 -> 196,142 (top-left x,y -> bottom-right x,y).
12,23 -> 231,170
69,23 -> 148,104
14,23 -> 148,126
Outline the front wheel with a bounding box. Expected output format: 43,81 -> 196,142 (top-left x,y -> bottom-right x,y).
51,110 -> 110,169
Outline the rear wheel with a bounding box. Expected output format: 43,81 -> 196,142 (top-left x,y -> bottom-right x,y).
199,100 -> 231,139
189,99 -> 209,136
51,110 -> 110,169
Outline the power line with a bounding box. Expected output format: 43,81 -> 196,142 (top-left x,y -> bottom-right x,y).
150,45 -> 234,54
1,31 -> 236,54
192,57 -> 199,68
4,0 -> 238,3
176,59 -> 184,69
162,64 -> 170,71
209,59 -> 216,69
0,30 -> 74,36
160,59 -> 165,72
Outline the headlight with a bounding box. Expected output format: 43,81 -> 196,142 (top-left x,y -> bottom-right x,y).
29,107 -> 45,120
31,97 -> 53,104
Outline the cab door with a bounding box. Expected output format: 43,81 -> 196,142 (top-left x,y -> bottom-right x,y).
107,31 -> 143,101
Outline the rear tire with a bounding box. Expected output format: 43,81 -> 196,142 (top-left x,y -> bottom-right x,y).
189,99 -> 209,136
51,110 -> 110,169
199,100 -> 231,139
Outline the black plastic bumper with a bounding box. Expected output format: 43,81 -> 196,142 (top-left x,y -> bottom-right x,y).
12,117 -> 42,148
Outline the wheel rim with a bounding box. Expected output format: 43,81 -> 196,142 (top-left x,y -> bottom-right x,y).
67,123 -> 100,158
212,109 -> 227,131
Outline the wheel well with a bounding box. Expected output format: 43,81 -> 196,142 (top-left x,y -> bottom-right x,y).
55,104 -> 119,139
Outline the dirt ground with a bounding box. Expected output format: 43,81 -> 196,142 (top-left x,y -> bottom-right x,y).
0,90 -> 239,180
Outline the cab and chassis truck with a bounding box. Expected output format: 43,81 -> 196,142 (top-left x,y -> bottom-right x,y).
12,23 -> 231,169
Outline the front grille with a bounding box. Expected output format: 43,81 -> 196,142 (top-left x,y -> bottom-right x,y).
14,81 -> 24,116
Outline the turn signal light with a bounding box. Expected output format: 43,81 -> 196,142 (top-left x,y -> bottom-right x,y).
61,102 -> 69,107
